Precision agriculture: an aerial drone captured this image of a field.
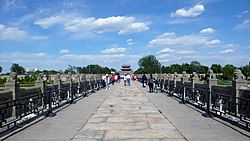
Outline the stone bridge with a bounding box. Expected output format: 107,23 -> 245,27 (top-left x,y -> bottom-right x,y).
0,80 -> 249,141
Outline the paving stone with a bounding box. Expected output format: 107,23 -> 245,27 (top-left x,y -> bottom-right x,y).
73,130 -> 105,140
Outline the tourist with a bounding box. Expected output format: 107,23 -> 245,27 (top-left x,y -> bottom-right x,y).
148,74 -> 154,93
126,73 -> 131,86
141,74 -> 147,87
105,74 -> 110,90
102,74 -> 106,88
153,78 -> 159,93
115,74 -> 118,83
117,74 -> 121,83
124,74 -> 127,86
111,74 -> 115,85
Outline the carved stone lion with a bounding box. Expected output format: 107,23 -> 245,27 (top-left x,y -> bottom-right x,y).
7,72 -> 17,83
234,69 -> 246,80
207,69 -> 216,79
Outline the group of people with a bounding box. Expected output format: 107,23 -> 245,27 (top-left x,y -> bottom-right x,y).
102,74 -> 121,90
141,74 -> 160,93
101,73 -> 137,90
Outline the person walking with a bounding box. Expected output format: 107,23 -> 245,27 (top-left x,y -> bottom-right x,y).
111,74 -> 115,85
148,74 -> 154,93
142,74 -> 147,87
105,74 -> 110,90
124,74 -> 127,86
126,73 -> 131,86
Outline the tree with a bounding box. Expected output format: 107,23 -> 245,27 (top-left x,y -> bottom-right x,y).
169,64 -> 182,73
64,65 -> 77,74
0,66 -> 2,74
210,64 -> 222,73
240,64 -> 250,78
86,64 -> 102,74
110,68 -> 116,72
101,67 -> 111,74
190,61 -> 201,72
134,68 -> 144,74
10,63 -> 25,74
161,66 -> 171,73
181,63 -> 191,73
138,55 -> 161,73
221,64 -> 236,80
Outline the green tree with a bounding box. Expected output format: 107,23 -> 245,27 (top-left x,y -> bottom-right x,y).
134,68 -> 144,74
210,64 -> 222,73
0,66 -> 2,74
190,61 -> 201,72
181,63 -> 191,73
64,65 -> 77,74
101,67 -> 111,74
170,64 -> 182,73
110,68 -> 116,72
86,64 -> 104,74
10,63 -> 25,74
222,64 -> 236,80
138,55 -> 161,73
240,64 -> 250,78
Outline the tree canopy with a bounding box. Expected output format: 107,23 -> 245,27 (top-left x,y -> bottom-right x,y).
0,66 -> 2,74
138,55 -> 161,73
10,63 -> 25,75
221,64 -> 236,80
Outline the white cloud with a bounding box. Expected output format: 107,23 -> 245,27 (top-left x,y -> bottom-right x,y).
170,4 -> 205,18
235,10 -> 248,18
220,49 -> 234,54
176,50 -> 196,55
235,19 -> 250,30
0,23 -> 27,41
149,32 -> 220,47
0,23 -> 48,41
59,49 -> 70,55
157,48 -> 174,54
31,35 -> 49,40
34,15 -> 149,38
126,38 -> 135,46
205,39 -> 220,45
101,47 -> 127,54
36,53 -> 47,57
200,28 -> 215,34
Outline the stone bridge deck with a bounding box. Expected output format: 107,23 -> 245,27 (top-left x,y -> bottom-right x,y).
2,82 -> 250,141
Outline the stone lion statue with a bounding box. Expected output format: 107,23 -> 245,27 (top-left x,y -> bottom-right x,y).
7,72 -> 17,83
233,69 -> 246,80
207,69 -> 216,79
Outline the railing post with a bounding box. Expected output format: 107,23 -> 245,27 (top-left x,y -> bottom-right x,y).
181,71 -> 189,103
232,69 -> 247,116
35,73 -> 46,108
47,90 -> 55,117
69,74 -> 74,104
207,69 -> 217,115
167,73 -> 171,96
76,73 -> 81,94
5,72 -> 20,119
54,73 -> 62,98
191,72 -> 199,100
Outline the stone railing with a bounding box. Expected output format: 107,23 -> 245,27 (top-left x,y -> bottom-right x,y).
0,72 -> 103,133
137,69 -> 250,129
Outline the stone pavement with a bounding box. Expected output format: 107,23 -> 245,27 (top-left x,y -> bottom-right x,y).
4,88 -> 111,141
71,82 -> 186,141
3,81 -> 250,141
136,82 -> 250,141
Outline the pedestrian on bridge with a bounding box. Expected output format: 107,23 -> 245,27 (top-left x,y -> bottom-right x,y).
148,74 -> 154,93
105,74 -> 110,90
142,74 -> 147,87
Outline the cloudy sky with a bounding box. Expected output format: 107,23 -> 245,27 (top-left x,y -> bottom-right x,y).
0,0 -> 249,72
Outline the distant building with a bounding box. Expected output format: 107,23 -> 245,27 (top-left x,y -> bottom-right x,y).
119,64 -> 133,77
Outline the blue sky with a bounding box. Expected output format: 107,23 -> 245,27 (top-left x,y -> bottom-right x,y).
0,0 -> 249,72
